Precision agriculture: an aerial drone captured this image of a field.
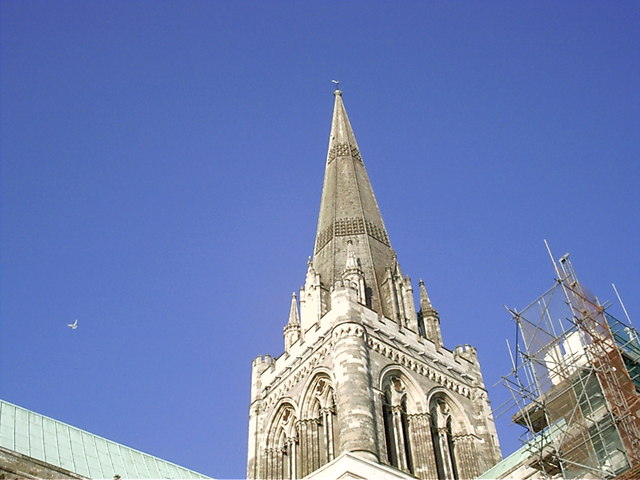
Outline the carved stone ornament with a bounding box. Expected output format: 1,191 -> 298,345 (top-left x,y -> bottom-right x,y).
281,409 -> 298,441
389,376 -> 406,408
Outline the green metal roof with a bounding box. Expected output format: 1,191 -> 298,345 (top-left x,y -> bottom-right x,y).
477,438 -> 536,479
478,420 -> 565,479
0,399 -> 212,479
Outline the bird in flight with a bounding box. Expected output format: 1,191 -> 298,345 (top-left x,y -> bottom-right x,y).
68,319 -> 78,330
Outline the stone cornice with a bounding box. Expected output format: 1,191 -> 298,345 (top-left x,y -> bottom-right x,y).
257,322 -> 488,415
367,334 -> 478,400
261,337 -> 334,409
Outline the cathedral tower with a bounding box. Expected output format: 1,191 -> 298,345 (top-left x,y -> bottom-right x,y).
247,90 -> 502,479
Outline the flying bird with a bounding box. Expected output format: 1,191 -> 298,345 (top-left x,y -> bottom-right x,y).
68,319 -> 78,330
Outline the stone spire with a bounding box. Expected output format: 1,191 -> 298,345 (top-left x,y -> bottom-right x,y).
419,279 -> 443,348
312,89 -> 397,317
284,292 -> 301,352
248,91 -> 503,480
419,279 -> 434,312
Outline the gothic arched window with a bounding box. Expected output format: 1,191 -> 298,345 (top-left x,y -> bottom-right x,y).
430,398 -> 459,480
382,376 -> 414,474
299,376 -> 337,477
264,405 -> 298,480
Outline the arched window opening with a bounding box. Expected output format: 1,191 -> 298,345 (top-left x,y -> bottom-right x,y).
299,376 -> 337,478
264,405 -> 298,480
400,396 -> 414,473
382,376 -> 414,474
431,398 -> 458,480
382,398 -> 396,466
314,378 -> 336,464
446,416 -> 459,480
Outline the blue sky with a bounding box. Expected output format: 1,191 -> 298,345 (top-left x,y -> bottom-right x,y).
1,2 -> 638,478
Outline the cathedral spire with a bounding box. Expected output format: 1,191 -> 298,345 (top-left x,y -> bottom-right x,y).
312,90 -> 397,317
248,91 -> 503,480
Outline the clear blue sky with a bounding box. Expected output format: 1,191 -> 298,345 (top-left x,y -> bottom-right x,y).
1,2 -> 638,478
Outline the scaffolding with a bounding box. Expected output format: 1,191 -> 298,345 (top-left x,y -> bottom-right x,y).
501,255 -> 640,479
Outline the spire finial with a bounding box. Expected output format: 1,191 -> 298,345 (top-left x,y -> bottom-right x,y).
288,292 -> 300,325
419,280 -> 433,310
332,79 -> 341,95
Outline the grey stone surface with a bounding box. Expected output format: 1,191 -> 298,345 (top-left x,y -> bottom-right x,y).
247,92 -> 502,480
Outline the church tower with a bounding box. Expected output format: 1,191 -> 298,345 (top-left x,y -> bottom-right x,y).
247,89 -> 502,479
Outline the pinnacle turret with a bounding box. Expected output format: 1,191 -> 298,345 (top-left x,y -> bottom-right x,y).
418,279 -> 442,348
284,292 -> 301,352
419,279 -> 434,312
287,292 -> 300,326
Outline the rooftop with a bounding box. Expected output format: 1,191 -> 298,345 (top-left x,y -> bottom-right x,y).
0,399 -> 211,479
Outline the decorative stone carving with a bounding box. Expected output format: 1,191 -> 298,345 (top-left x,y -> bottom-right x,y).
327,143 -> 363,165
389,376 -> 406,410
281,408 -> 298,442
314,379 -> 335,412
315,217 -> 390,253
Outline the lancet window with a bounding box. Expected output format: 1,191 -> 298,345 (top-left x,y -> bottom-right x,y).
263,404 -> 298,480
298,375 -> 338,478
382,375 -> 414,474
431,398 -> 458,480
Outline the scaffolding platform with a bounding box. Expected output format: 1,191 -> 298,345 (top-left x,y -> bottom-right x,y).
500,254 -> 640,479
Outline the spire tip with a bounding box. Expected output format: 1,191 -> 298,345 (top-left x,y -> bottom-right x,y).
331,79 -> 342,96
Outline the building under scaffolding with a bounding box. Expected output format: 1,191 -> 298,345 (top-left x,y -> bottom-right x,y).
483,254 -> 640,480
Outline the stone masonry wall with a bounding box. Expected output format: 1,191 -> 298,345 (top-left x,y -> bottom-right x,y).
0,447 -> 86,480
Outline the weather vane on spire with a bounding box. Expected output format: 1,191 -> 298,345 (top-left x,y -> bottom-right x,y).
332,79 -> 340,91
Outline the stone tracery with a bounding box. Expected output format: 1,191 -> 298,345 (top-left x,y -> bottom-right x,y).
298,375 -> 338,478
263,404 -> 298,480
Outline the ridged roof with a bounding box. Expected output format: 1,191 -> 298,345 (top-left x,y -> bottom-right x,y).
0,399 -> 211,479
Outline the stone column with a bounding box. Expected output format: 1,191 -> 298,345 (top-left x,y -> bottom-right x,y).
437,427 -> 455,480
299,418 -> 315,478
311,418 -> 319,471
453,435 -> 480,480
433,401 -> 455,480
297,420 -> 306,478
391,406 -> 409,471
262,448 -> 272,480
408,413 -> 438,480
247,356 -> 273,479
288,438 -> 297,479
332,320 -> 379,462
246,403 -> 262,479
373,392 -> 390,465
321,408 -> 335,461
